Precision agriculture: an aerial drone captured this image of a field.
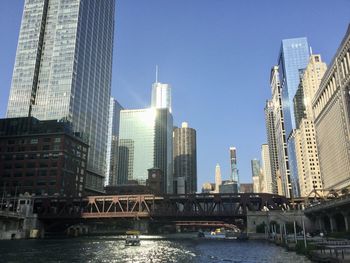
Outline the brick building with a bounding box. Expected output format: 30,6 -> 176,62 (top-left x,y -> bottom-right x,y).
0,117 -> 88,197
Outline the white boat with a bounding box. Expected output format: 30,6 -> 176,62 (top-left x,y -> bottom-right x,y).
125,230 -> 141,246
198,228 -> 238,240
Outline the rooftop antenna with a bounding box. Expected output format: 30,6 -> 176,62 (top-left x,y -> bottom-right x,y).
155,65 -> 159,83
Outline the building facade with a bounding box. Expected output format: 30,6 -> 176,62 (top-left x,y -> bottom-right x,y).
278,37 -> 310,198
105,97 -> 123,186
214,164 -> 222,193
229,147 -> 239,192
270,66 -> 291,197
264,100 -> 279,194
261,144 -> 273,193
293,55 -> 327,197
6,0 -> 115,193
312,26 -> 350,191
151,82 -> 172,113
240,183 -> 253,193
0,117 -> 88,197
173,122 -> 197,194
117,108 -> 173,193
251,159 -> 260,193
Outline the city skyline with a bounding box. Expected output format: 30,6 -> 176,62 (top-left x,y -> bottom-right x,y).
0,1 -> 349,188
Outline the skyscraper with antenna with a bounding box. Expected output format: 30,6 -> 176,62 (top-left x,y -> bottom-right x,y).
151,66 -> 172,113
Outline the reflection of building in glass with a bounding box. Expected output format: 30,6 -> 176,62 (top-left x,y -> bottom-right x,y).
6,0 -> 115,193
229,147 -> 239,192
105,97 -> 123,186
117,108 -> 173,193
173,122 -> 197,194
313,27 -> 350,191
278,37 -> 310,198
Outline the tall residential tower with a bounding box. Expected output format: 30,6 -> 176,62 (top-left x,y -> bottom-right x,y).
229,147 -> 239,192
173,122 -> 197,194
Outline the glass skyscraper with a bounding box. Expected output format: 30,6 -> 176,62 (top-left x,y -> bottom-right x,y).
229,147 -> 239,192
6,0 -> 115,192
278,37 -> 310,197
105,97 -> 123,186
151,82 -> 172,113
117,108 -> 173,193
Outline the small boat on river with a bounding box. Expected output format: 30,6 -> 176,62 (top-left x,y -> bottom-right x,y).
198,228 -> 239,240
125,230 -> 141,246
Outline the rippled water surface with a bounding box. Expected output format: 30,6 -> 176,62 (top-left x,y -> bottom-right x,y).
0,237 -> 311,263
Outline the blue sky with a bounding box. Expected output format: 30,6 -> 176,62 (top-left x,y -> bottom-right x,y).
0,0 -> 349,189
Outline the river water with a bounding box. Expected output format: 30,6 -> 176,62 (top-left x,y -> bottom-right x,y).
0,237 -> 311,263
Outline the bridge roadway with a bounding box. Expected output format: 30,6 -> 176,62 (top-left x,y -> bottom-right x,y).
33,193 -> 289,221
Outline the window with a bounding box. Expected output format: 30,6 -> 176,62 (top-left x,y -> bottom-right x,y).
40,162 -> 48,168
27,162 -> 35,168
15,163 -> 23,169
43,145 -> 50,151
14,172 -> 22,177
54,137 -> 61,143
30,138 -> 38,144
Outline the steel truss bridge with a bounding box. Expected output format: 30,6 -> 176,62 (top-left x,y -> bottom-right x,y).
33,193 -> 290,220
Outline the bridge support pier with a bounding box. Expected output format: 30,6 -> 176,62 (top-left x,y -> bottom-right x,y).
317,216 -> 325,231
330,215 -> 337,232
341,212 -> 349,232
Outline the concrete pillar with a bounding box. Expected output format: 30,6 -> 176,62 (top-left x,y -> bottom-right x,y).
317,216 -> 325,231
342,212 -> 349,232
330,215 -> 337,232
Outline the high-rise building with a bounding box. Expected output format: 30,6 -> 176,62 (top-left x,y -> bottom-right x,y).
214,164 -> 222,193
6,0 -> 115,193
270,66 -> 291,197
229,147 -> 239,192
264,100 -> 279,194
312,26 -> 350,191
0,117 -> 88,197
151,82 -> 172,113
240,183 -> 254,193
173,122 -> 197,194
277,37 -> 310,197
261,144 -> 273,193
117,108 -> 173,193
293,55 -> 327,197
251,159 -> 260,193
105,97 -> 123,186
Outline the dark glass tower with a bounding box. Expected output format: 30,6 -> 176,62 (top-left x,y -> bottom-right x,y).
6,0 -> 115,192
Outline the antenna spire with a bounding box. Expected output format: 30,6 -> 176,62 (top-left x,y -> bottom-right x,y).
155,65 -> 159,83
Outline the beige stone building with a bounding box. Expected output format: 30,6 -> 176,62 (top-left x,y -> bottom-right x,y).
293,54 -> 327,197
312,26 -> 350,191
260,144 -> 274,193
